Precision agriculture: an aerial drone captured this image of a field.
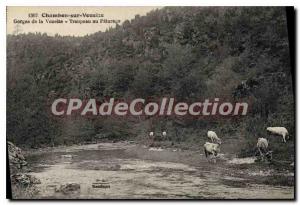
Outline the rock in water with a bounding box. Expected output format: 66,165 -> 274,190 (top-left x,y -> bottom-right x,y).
55,183 -> 81,194
8,141 -> 41,194
11,174 -> 41,187
7,141 -> 27,174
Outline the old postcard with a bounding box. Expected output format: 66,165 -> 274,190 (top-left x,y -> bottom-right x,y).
6,6 -> 295,199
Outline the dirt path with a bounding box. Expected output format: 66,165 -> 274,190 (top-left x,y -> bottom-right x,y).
25,142 -> 294,199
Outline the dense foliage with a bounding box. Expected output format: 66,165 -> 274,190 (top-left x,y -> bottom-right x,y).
7,7 -> 294,161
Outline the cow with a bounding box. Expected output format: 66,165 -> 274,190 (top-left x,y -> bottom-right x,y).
267,127 -> 289,143
207,131 -> 222,144
256,137 -> 272,161
204,142 -> 221,163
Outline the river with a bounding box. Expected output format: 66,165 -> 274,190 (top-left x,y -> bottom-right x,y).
25,142 -> 294,199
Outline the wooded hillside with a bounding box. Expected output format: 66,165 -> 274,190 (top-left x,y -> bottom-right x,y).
7,7 -> 294,160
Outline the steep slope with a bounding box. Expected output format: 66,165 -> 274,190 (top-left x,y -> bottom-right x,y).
7,7 -> 294,161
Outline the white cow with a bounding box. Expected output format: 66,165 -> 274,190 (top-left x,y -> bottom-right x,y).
207,131 -> 222,144
204,142 -> 221,163
149,131 -> 154,137
162,131 -> 167,137
256,137 -> 272,161
257,138 -> 268,153
266,127 -> 289,143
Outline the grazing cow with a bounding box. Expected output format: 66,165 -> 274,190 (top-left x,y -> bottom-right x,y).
162,131 -> 167,137
204,142 -> 221,163
266,127 -> 289,143
256,137 -> 272,161
207,131 -> 222,144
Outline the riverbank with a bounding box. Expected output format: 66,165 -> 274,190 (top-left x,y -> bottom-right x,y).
18,141 -> 294,199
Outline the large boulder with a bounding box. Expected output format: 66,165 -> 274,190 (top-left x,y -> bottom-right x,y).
11,174 -> 41,187
8,141 -> 27,174
8,142 -> 41,189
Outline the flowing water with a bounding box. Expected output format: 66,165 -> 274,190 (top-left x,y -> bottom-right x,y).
25,142 -> 294,199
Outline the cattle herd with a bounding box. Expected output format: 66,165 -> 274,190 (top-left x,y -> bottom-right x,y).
148,126 -> 289,163
204,126 -> 289,163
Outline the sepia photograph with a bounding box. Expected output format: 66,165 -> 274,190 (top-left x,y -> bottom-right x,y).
6,6 -> 295,199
